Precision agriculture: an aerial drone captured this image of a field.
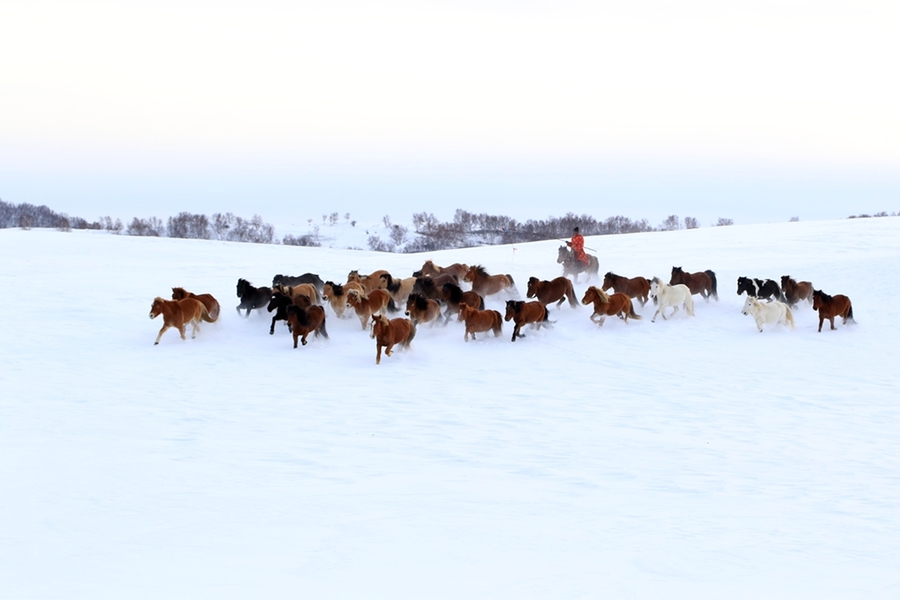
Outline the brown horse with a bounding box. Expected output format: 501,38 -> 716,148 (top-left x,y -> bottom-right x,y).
557,246 -> 599,283
348,269 -> 392,294
463,265 -> 516,297
457,304 -> 503,342
171,287 -> 220,323
440,282 -> 484,323
504,300 -> 549,342
405,293 -> 442,326
372,315 -> 416,364
526,276 -> 578,308
670,266 -> 718,302
149,297 -> 209,345
781,276 -> 814,308
346,288 -> 398,332
286,303 -> 328,348
812,290 -> 854,332
601,272 -> 651,307
413,260 -> 469,281
581,286 -> 641,326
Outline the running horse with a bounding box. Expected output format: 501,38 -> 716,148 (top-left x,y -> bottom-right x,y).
463,265 -> 516,297
171,287 -> 220,323
601,272 -> 651,306
670,267 -> 718,302
812,289 -> 854,332
557,246 -> 599,283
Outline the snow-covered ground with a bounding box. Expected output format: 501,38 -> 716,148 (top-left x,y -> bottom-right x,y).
2,217 -> 899,599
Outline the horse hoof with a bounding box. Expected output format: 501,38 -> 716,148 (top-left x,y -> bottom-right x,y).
154,341 -> 159,345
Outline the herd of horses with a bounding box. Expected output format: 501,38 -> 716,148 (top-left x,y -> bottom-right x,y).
149,253 -> 856,360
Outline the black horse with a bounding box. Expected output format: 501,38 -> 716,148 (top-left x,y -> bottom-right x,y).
272,273 -> 324,294
236,279 -> 272,317
266,290 -> 295,334
736,276 -> 784,302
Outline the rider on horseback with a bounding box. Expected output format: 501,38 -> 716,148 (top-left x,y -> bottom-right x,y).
566,227 -> 589,266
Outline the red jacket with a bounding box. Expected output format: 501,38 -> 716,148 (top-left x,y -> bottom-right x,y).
568,233 -> 588,264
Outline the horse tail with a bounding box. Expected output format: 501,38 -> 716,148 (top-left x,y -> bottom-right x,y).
478,295 -> 485,310
506,274 -> 515,285
493,311 -> 503,336
628,305 -> 642,320
566,279 -> 578,307
706,270 -> 718,299
846,302 -> 855,323
318,314 -> 329,339
785,306 -> 795,329
386,297 -> 399,314
205,300 -> 220,323
405,319 -> 417,346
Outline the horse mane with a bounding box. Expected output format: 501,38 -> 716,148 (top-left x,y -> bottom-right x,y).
380,273 -> 400,292
815,290 -> 833,302
414,294 -> 429,310
330,282 -> 344,296
443,282 -> 463,303
511,300 -> 524,313
418,277 -> 436,291
604,272 -> 620,280
672,266 -> 684,275
471,264 -> 490,277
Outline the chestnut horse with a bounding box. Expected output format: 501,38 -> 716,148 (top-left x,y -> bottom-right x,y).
372,315 -> 416,365
348,269 -> 391,294
557,246 -> 599,283
581,286 -> 641,326
670,267 -> 718,302
171,287 -> 220,323
273,282 -> 321,305
457,304 -> 503,342
464,265 -> 516,297
504,300 -> 549,342
346,288 -> 398,333
286,303 -> 328,348
781,276 -> 814,308
413,260 -> 469,281
440,282 -> 484,323
405,293 -> 442,326
149,297 -> 209,345
601,272 -> 651,307
236,279 -> 272,317
526,276 -> 578,308
812,290 -> 854,332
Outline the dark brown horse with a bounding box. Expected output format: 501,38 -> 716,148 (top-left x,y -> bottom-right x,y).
812,290 -> 854,332
413,260 -> 469,281
463,265 -> 516,297
601,272 -> 651,306
171,287 -> 220,323
272,273 -> 324,294
372,315 -> 416,364
236,279 -> 272,317
526,276 -> 578,308
557,246 -> 599,283
781,276 -> 814,308
149,297 -> 209,345
504,300 -> 549,342
440,282 -> 484,323
457,304 -> 503,342
412,274 -> 459,302
286,303 -> 328,348
405,293 -> 442,326
670,267 -> 718,302
581,286 -> 641,326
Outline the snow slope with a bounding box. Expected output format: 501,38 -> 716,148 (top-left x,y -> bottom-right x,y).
2,217 -> 899,599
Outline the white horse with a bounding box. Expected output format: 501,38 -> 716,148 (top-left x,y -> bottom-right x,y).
649,277 -> 695,322
741,296 -> 795,332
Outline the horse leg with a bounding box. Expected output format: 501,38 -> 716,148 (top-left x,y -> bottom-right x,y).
270,315 -> 278,335
191,321 -> 200,339
385,342 -> 395,357
598,315 -> 606,327
154,323 -> 170,345
830,316 -> 837,330
376,343 -> 383,364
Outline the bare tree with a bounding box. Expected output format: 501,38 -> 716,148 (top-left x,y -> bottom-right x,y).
683,216 -> 699,229
717,217 -> 734,226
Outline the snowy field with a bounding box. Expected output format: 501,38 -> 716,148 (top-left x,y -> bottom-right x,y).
2,217 -> 900,599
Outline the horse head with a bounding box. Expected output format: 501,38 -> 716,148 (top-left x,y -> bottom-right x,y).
526,277 -> 540,298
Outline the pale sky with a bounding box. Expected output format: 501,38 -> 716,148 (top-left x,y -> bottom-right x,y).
2,0 -> 898,226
